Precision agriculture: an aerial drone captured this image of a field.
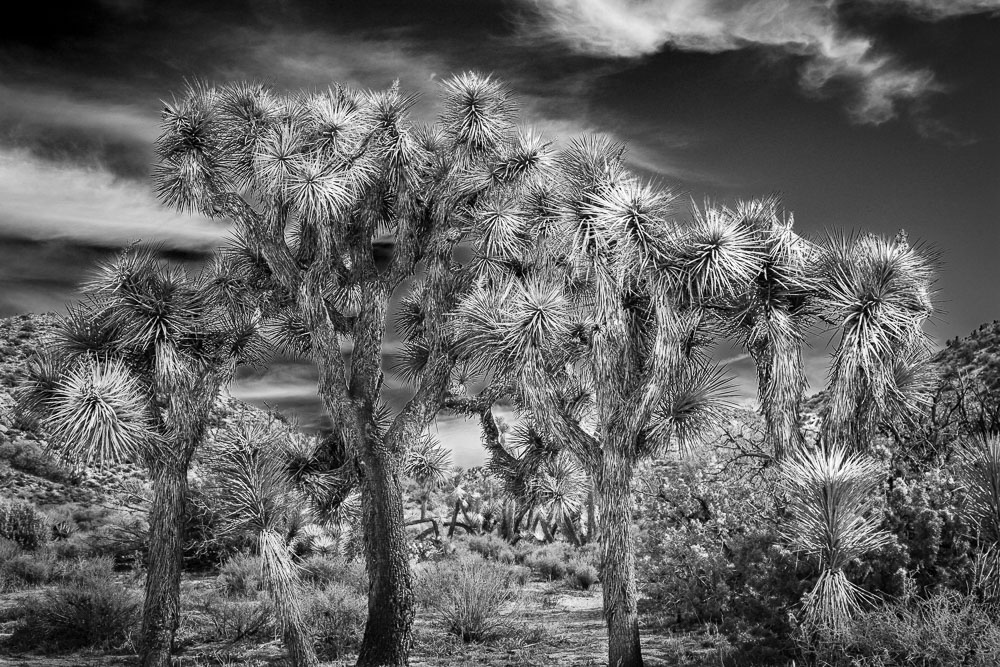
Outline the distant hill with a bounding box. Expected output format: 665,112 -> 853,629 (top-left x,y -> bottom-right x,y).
935,320 -> 1000,393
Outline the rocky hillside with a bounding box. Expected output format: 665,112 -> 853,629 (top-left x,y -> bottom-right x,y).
936,320 -> 1000,392
0,313 -> 265,509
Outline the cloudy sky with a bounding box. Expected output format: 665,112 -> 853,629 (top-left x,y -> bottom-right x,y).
1,0 -> 997,465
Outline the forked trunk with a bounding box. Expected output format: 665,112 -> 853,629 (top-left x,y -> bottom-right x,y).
356,437 -> 414,667
139,463 -> 187,667
596,454 -> 643,667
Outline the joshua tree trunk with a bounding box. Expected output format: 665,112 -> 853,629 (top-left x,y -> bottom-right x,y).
356,436 -> 414,667
587,484 -> 598,544
139,462 -> 188,667
596,451 -> 643,667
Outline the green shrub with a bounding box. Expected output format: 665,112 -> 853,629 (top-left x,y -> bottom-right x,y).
216,553 -> 263,598
7,578 -> 140,651
299,555 -> 368,596
0,551 -> 56,591
467,534 -> 509,561
0,536 -> 21,561
0,498 -> 50,549
419,554 -> 520,642
636,456 -> 806,664
302,582 -> 367,659
837,590 -> 1000,666
567,562 -> 599,590
201,592 -> 272,641
0,439 -> 74,483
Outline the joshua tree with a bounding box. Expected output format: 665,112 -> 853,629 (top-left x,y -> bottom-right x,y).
455,138 -> 743,667
454,134 -> 937,664
403,436 -> 452,520
210,416 -> 322,667
152,74 -> 548,665
17,247 -> 263,667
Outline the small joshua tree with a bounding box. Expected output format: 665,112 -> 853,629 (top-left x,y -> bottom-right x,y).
210,417 -> 322,667
403,436 -> 452,520
17,247 -> 264,667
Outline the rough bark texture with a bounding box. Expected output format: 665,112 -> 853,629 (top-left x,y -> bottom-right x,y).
596,453 -> 643,667
139,463 -> 188,667
356,437 -> 414,667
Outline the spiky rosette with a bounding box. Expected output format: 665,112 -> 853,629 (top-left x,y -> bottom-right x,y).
440,72 -> 516,150
780,445 -> 890,632
46,357 -> 154,468
404,436 -> 453,490
961,434 -> 1000,545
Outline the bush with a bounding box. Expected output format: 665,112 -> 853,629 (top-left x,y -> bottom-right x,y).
467,534 -> 509,561
0,439 -> 74,483
201,592 -> 272,642
302,582 -> 367,659
6,577 -> 140,651
419,554 -> 520,642
0,498 -> 49,549
0,551 -> 56,591
567,562 -> 599,590
216,553 -> 263,598
636,455 -> 807,664
523,543 -> 572,580
837,590 -> 1000,666
299,555 -> 367,596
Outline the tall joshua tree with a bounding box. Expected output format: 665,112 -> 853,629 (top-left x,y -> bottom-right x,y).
455,138 -> 751,667
17,248 -> 263,667
152,74 -> 547,665
455,136 -> 937,664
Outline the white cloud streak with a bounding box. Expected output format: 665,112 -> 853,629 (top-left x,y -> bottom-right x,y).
0,148 -> 222,249
518,0 -> 995,124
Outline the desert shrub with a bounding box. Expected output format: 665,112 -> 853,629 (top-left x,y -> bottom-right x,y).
467,534 -> 509,561
835,589 -> 1000,666
302,582 -> 367,658
523,542 -> 573,580
59,555 -> 116,585
299,554 -> 367,596
216,553 -> 263,598
0,536 -> 21,561
6,577 -> 140,651
0,439 -> 74,483
567,562 -> 599,590
0,551 -> 57,591
0,498 -> 49,549
419,554 -> 520,642
637,455 -> 808,663
201,592 -> 272,642
87,512 -> 147,567
854,464 -> 976,598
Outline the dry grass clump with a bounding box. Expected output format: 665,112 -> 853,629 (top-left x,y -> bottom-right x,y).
417,553 -> 521,642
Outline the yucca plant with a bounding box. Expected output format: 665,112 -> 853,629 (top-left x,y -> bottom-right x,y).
16,247 -> 264,667
403,436 -> 452,520
961,434 -> 1000,560
210,416 -> 321,667
780,446 -> 891,637
152,73 -> 548,665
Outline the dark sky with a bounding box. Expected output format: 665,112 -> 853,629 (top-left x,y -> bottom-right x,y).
1,0 -> 997,464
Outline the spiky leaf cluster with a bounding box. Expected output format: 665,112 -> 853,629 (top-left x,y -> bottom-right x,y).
16,247 -> 263,469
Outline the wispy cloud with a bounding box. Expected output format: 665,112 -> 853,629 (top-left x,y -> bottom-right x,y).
516,0 -> 994,124
0,147 -> 222,249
